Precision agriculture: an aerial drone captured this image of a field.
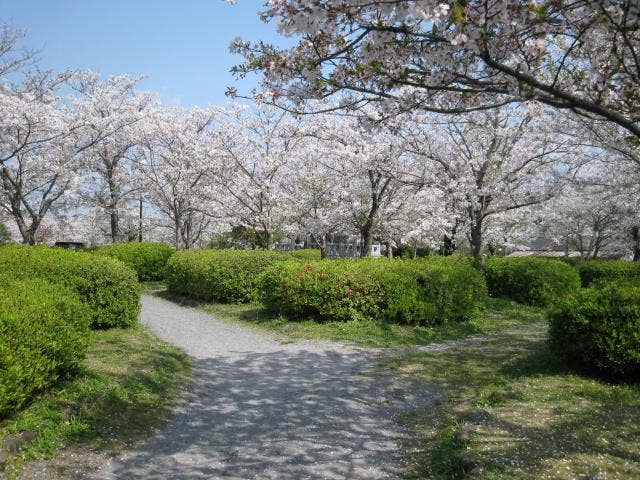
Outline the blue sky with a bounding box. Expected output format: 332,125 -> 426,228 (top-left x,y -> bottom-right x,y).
0,0 -> 284,106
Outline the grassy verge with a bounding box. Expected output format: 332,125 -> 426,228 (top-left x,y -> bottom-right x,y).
0,324 -> 190,478
385,315 -> 640,479
157,289 -> 543,348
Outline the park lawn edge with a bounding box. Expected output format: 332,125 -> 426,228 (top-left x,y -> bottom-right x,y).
0,323 -> 191,479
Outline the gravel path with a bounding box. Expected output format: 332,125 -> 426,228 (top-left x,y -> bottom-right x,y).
89,295 -> 439,480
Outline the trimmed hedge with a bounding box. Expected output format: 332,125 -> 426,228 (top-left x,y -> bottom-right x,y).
575,259 -> 640,288
0,276 -> 90,417
289,249 -> 322,261
0,245 -> 140,328
260,257 -> 487,325
165,249 -> 285,303
549,282 -> 640,380
98,242 -> 175,281
485,257 -> 580,307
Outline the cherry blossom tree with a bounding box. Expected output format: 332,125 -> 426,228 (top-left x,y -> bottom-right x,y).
0,130 -> 80,244
231,1 -> 640,141
0,23 -> 34,82
399,104 -> 571,258
0,71 -> 78,244
73,73 -> 152,243
209,103 -> 306,249
280,139 -> 344,258
555,113 -> 640,258
0,70 -> 73,167
297,115 -> 423,257
543,183 -> 632,259
0,69 -> 151,244
136,106 -> 220,249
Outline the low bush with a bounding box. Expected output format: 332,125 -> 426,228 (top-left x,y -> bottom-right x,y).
556,256 -> 586,268
260,257 -> 487,325
0,245 -> 140,328
549,282 -> 640,380
0,276 -> 90,417
575,259 -> 640,288
485,257 -> 580,307
289,249 -> 322,261
98,242 -> 175,281
165,249 -> 284,303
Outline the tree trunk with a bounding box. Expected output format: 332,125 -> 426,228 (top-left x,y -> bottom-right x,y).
14,213 -> 38,245
632,226 -> 640,261
319,234 -> 328,259
441,235 -> 455,256
442,220 -> 459,256
174,216 -> 181,249
470,216 -> 483,258
360,225 -> 373,258
22,231 -> 36,245
106,164 -> 120,243
255,229 -> 272,249
110,210 -> 119,243
138,198 -> 143,242
386,240 -> 393,258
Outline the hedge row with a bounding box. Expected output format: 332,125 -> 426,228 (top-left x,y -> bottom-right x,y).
165,249 -> 284,303
0,276 -> 90,418
549,282 -> 640,380
97,242 -> 175,281
485,257 -> 581,307
574,259 -> 640,288
261,257 -> 488,325
0,245 -> 140,328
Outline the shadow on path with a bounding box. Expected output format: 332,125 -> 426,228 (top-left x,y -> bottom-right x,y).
89,296 -> 436,480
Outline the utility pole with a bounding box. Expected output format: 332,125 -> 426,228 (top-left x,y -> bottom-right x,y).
138,197 -> 143,242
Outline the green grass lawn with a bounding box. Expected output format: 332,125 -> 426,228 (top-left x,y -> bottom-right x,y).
386,319 -> 640,479
0,324 -> 190,478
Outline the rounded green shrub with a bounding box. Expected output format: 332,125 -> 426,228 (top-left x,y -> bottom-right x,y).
0,245 -> 140,328
289,249 -> 322,261
549,282 -> 640,380
485,257 -> 580,307
0,276 -> 90,417
165,249 -> 285,303
97,242 -> 175,281
575,259 -> 640,288
260,257 -> 487,325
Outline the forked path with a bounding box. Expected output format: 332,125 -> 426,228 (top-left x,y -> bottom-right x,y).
90,295 -> 438,480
